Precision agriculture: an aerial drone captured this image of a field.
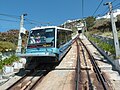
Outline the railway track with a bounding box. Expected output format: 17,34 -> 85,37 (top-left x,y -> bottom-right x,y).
80,39 -> 93,90
6,64 -> 52,90
75,37 -> 112,90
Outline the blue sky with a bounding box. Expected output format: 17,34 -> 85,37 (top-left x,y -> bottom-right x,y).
0,0 -> 119,32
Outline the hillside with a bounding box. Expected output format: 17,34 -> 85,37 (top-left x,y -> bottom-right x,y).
0,29 -> 28,52
0,30 -> 19,45
89,14 -> 120,38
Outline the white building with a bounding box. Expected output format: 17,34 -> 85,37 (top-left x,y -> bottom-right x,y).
96,9 -> 120,19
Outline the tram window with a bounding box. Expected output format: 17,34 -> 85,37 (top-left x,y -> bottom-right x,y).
57,29 -> 68,48
28,28 -> 55,47
67,31 -> 72,41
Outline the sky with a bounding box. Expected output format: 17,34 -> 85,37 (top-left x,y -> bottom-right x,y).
0,0 -> 120,32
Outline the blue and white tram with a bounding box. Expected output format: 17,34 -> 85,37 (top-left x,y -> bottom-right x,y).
18,26 -> 73,64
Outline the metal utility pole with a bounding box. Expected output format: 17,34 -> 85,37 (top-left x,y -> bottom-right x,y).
81,19 -> 86,36
16,14 -> 27,54
83,19 -> 87,33
104,2 -> 120,58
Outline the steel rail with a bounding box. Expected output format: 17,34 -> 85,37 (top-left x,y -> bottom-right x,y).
75,40 -> 81,90
79,41 -> 93,90
20,70 -> 47,90
79,38 -> 108,90
6,63 -> 49,90
6,70 -> 35,90
27,70 -> 50,90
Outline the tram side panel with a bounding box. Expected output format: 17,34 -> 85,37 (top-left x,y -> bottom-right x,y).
56,29 -> 72,61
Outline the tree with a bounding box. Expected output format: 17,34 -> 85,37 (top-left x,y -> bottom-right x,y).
85,16 -> 96,30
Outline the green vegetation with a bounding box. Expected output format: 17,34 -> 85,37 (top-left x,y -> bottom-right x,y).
85,16 -> 96,30
0,55 -> 19,69
0,29 -> 28,53
0,30 -> 19,53
88,35 -> 115,54
0,41 -> 16,52
84,15 -> 120,58
0,30 -> 19,45
87,15 -> 120,36
71,27 -> 78,36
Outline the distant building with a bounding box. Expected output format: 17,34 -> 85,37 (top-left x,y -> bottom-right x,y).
76,22 -> 84,30
96,9 -> 120,19
60,19 -> 81,29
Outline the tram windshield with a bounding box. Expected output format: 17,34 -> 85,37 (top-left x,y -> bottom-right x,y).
28,28 -> 55,47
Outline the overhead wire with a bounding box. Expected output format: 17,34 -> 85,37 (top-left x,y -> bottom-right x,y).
98,0 -> 120,17
0,13 -> 42,25
95,1 -> 118,18
113,5 -> 120,10
95,1 -> 120,21
0,13 -> 20,19
24,19 -> 39,25
113,2 -> 120,9
0,13 -> 51,26
100,7 -> 109,16
25,18 -> 42,24
112,0 -> 118,4
92,0 -> 104,16
0,18 -> 19,23
82,0 -> 84,18
0,13 -> 53,30
25,18 -> 51,25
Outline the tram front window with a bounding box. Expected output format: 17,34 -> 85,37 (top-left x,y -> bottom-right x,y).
28,28 -> 55,47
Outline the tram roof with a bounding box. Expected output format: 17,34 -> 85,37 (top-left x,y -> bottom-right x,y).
31,26 -> 72,31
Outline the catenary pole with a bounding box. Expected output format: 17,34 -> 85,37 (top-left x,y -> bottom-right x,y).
104,2 -> 120,58
16,14 -> 27,54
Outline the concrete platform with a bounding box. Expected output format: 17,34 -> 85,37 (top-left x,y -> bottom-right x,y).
35,70 -> 75,90
0,79 -> 8,86
35,41 -> 77,90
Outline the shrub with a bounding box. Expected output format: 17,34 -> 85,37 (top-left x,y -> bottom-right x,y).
88,36 -> 115,54
0,55 -> 19,69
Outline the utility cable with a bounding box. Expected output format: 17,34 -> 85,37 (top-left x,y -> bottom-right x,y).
24,19 -> 38,25
100,7 -> 109,16
25,18 -> 50,25
113,5 -> 120,10
0,18 -> 19,23
113,2 -> 120,9
0,13 -> 20,19
25,18 -> 42,24
92,0 -> 104,16
112,0 -> 118,4
82,0 -> 84,18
